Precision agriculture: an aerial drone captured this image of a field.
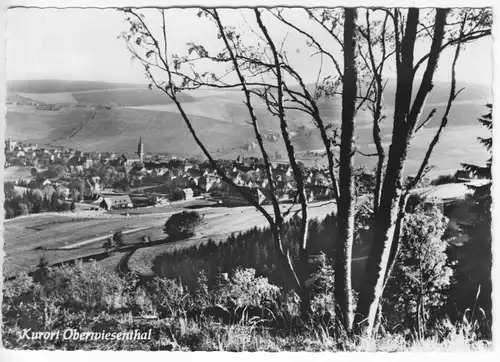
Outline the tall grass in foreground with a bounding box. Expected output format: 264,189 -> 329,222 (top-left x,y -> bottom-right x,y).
2,261 -> 492,351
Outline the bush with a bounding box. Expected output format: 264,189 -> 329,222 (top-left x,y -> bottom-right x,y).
113,231 -> 124,246
2,261 -> 492,351
17,203 -> 29,216
431,174 -> 456,186
5,208 -> 15,219
145,277 -> 190,318
383,206 -> 452,335
213,268 -> 280,314
307,254 -> 336,318
164,211 -> 203,240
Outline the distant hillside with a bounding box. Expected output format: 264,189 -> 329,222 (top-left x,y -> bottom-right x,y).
5,106 -> 313,158
7,79 -> 148,93
5,78 -> 491,175
72,89 -> 195,107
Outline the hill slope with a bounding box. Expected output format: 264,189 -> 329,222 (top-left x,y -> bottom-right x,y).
7,79 -> 148,93
5,106 -> 304,157
5,79 -> 491,174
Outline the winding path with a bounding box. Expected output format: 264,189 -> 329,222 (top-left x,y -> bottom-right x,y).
58,227 -> 150,250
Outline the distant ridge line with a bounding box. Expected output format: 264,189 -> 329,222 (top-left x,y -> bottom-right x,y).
7,79 -> 149,94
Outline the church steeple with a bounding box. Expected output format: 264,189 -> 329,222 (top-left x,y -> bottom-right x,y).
137,136 -> 144,161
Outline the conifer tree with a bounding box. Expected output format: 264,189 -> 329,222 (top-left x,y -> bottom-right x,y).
461,104 -> 492,209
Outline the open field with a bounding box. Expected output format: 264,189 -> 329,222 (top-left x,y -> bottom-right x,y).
127,201 -> 336,274
71,88 -> 195,106
126,94 -> 307,129
5,105 -> 96,143
2,210 -> 172,275
2,200 -> 336,277
107,199 -> 218,216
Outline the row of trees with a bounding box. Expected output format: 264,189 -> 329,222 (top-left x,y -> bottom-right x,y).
153,213 -> 337,289
153,205 -> 457,333
4,188 -> 75,219
122,6 -> 491,336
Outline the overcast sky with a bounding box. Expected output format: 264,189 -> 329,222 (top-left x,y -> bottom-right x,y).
6,7 -> 493,87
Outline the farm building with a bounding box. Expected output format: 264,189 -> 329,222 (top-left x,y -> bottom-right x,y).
218,186 -> 267,207
307,185 -> 335,201
182,188 -> 194,200
13,186 -> 30,196
100,195 -> 134,210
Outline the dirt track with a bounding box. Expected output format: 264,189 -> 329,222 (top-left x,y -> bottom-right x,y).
3,201 -> 337,277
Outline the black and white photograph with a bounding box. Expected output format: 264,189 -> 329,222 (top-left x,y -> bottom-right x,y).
1,0 -> 495,353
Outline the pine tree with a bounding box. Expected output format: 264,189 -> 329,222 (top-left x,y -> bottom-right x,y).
461,104 -> 492,213
51,191 -> 59,211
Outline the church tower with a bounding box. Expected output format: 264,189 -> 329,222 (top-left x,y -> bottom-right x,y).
137,137 -> 144,162
5,138 -> 14,152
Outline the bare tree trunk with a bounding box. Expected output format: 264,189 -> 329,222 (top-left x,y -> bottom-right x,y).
373,119 -> 385,215
334,7 -> 358,333
355,8 -> 449,337
382,193 -> 409,288
354,8 -> 419,335
271,224 -> 303,291
373,194 -> 408,334
255,9 -> 311,314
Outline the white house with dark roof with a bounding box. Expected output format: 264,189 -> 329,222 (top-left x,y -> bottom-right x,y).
100,195 -> 134,210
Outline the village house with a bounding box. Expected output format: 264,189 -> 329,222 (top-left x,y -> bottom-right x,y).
85,178 -> 101,198
228,171 -> 244,186
13,185 -> 30,196
198,174 -> 219,192
15,149 -> 25,158
56,185 -> 70,199
37,155 -> 52,166
100,195 -> 134,210
218,186 -> 267,207
24,151 -> 37,161
307,185 -> 334,201
182,188 -> 194,200
5,139 -> 17,152
256,178 -> 269,189
84,158 -> 93,169
150,167 -> 169,177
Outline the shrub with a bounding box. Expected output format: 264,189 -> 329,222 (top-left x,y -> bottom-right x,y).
5,208 -> 15,219
164,211 -> 203,240
113,231 -> 124,246
17,203 -> 29,216
214,268 -> 280,313
383,206 -> 452,335
145,277 -> 190,318
431,174 -> 456,186
43,262 -> 130,312
307,254 -> 336,318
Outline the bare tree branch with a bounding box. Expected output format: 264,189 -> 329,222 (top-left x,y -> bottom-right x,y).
406,12 -> 466,192
255,8 -> 310,296
271,9 -> 344,79
414,108 -> 437,134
